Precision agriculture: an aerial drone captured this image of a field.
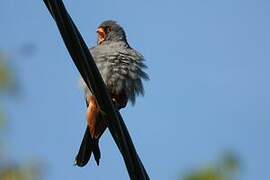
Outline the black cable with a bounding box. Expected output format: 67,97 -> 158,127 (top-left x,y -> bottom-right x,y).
42,0 -> 149,179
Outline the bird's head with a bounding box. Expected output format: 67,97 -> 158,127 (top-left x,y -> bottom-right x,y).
96,20 -> 127,45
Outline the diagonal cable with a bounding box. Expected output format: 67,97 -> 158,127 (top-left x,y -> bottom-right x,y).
42,0 -> 149,179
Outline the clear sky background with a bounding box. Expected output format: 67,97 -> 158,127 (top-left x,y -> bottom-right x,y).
1,0 -> 270,179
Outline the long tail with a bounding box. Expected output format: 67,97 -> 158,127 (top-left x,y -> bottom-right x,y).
75,107 -> 108,167
74,126 -> 101,166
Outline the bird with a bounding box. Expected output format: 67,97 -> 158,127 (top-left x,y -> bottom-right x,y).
74,20 -> 149,167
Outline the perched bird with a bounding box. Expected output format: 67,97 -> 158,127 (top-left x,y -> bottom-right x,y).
74,20 -> 149,166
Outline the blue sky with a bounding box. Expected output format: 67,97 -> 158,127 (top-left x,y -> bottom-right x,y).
1,0 -> 270,179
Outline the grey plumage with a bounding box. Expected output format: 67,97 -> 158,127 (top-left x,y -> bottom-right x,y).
80,26 -> 149,104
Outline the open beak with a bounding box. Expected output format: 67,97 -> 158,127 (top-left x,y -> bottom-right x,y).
97,27 -> 106,45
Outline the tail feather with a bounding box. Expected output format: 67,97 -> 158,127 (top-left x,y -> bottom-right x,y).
92,139 -> 101,165
75,99 -> 105,167
74,126 -> 101,166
